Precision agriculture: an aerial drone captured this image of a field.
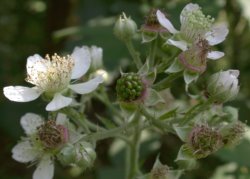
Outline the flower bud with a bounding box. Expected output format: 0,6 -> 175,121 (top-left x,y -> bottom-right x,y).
207,70 -> 239,103
188,124 -> 222,159
75,142 -> 96,169
116,73 -> 145,102
114,13 -> 137,41
57,143 -> 76,166
221,121 -> 245,147
141,9 -> 169,43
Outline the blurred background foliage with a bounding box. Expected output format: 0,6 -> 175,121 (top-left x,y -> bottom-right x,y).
1,0 -> 250,178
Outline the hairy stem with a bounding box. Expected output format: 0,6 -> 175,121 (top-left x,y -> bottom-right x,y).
148,38 -> 158,68
127,112 -> 141,179
125,40 -> 143,69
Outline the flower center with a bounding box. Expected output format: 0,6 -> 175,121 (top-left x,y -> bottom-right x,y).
37,120 -> 68,149
179,38 -> 210,73
188,124 -> 222,158
181,7 -> 214,42
26,53 -> 74,93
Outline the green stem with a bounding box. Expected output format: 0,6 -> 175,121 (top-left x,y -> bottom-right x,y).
61,108 -> 106,133
83,120 -> 136,141
127,112 -> 141,179
94,89 -> 124,124
148,38 -> 158,68
181,97 -> 215,125
152,72 -> 182,91
139,106 -> 174,133
125,40 -> 143,69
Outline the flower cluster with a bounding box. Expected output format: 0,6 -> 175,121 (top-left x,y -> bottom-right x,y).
4,46 -> 104,111
3,2 -> 246,179
12,113 -> 95,179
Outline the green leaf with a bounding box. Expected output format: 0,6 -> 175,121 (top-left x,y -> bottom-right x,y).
159,108 -> 178,121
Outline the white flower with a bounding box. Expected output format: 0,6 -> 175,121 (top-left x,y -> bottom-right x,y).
207,70 -> 240,102
12,113 -> 69,179
157,3 -> 228,60
3,46 -> 104,111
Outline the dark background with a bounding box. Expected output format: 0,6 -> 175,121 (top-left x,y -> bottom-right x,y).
1,0 -> 250,178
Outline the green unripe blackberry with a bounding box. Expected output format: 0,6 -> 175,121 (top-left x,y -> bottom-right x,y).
116,73 -> 144,102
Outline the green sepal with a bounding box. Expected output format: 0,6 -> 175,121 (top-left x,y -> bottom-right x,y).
165,58 -> 184,74
144,88 -> 165,107
175,145 -> 197,170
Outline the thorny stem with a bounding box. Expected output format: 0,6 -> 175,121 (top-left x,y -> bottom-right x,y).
125,40 -> 143,69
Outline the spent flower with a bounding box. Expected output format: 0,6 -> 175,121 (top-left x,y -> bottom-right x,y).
187,124 -> 222,159
3,46 -> 104,111
140,9 -> 169,43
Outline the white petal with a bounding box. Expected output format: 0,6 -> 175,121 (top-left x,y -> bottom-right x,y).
156,10 -> 178,34
167,39 -> 188,51
90,46 -> 103,69
229,69 -> 240,78
12,141 -> 39,163
33,155 -> 54,179
180,3 -> 200,24
69,75 -> 103,94
21,113 -> 44,135
26,54 -> 48,85
56,113 -> 68,125
71,46 -> 91,79
207,51 -> 224,60
206,23 -> 229,46
3,86 -> 42,102
46,93 -> 72,111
